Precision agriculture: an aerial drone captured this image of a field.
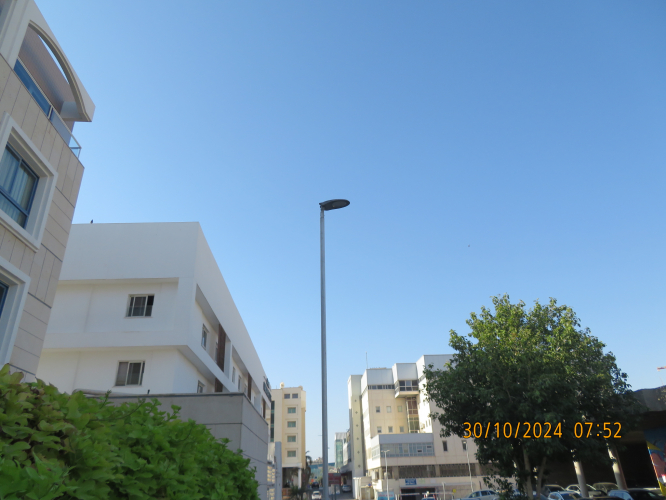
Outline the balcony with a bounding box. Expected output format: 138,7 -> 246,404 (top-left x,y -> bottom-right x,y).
14,59 -> 81,157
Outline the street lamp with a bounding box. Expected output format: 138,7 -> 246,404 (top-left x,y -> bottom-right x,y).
320,198 -> 350,500
462,440 -> 474,494
382,450 -> 392,499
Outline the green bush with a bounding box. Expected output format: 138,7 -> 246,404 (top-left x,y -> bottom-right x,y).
0,364 -> 259,500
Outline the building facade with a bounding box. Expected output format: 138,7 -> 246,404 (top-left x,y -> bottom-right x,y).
0,0 -> 95,381
270,384 -> 307,488
345,355 -> 493,500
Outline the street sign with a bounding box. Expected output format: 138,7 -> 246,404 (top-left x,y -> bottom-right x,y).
328,473 -> 341,485
405,479 -> 417,486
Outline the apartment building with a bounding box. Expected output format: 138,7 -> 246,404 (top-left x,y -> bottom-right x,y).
344,355 -> 493,500
0,0 -> 94,381
270,384 -> 307,488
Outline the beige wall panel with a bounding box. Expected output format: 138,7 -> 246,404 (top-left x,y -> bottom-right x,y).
31,112 -> 48,150
0,58 -> 11,94
18,310 -> 47,342
48,132 -> 64,167
52,188 -> 74,220
40,123 -> 56,159
47,199 -> 72,233
20,99 -> 39,138
11,86 -> 29,125
41,228 -> 65,261
0,229 -> 16,261
13,328 -> 43,355
28,245 -> 47,296
19,244 -> 33,276
62,155 -> 79,200
56,148 -> 73,190
23,293 -> 51,325
70,163 -> 84,203
0,224 -> 6,248
9,345 -> 39,377
45,214 -> 68,248
9,238 -> 25,268
44,257 -> 62,305
0,72 -> 20,118
36,249 -> 55,301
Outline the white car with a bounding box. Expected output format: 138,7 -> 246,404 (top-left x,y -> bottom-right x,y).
312,492 -> 322,500
462,490 -> 500,500
566,485 -> 604,497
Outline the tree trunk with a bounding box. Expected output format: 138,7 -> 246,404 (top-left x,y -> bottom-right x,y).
523,448 -> 534,500
536,457 -> 547,500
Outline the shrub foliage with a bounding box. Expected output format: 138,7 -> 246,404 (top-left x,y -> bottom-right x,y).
0,364 -> 259,500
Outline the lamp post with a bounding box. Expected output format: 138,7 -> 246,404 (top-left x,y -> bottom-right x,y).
382,450 -> 391,499
462,440 -> 474,495
320,199 -> 350,500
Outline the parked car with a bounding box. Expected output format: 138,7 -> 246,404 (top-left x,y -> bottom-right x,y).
341,484 -> 352,493
462,490 -> 499,500
593,484 -> 619,495
566,485 -> 605,497
544,486 -> 567,496
510,489 -> 548,500
312,492 -> 322,500
548,492 -> 581,500
608,489 -> 665,500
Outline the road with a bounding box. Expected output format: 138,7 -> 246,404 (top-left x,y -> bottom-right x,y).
304,488 -> 354,500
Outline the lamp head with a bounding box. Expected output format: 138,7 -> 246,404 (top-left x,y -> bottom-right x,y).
319,199 -> 350,211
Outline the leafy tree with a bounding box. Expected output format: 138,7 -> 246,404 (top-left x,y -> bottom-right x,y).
0,364 -> 259,500
302,453 -> 312,488
424,295 -> 643,500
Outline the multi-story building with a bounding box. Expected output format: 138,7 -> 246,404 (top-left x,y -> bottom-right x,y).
344,355 -> 494,500
0,0 -> 95,381
270,383 -> 307,488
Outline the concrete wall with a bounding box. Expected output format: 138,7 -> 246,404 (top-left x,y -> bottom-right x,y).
0,2 -> 92,379
107,392 -> 269,500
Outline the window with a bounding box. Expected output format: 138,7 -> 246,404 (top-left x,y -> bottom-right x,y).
287,421 -> 296,428
375,406 -> 380,413
287,407 -> 296,414
201,325 -> 208,349
377,426 -> 382,433
397,405 -> 403,412
197,381 -> 204,393
442,440 -> 448,452
0,281 -> 7,318
386,406 -> 392,413
127,295 -> 154,317
115,361 -> 145,386
292,393 -> 298,398
400,426 -> 405,433
0,146 -> 37,228
462,441 -> 468,451
284,394 -> 291,399
287,435 -> 296,442
237,376 -> 242,391
388,426 -> 393,433
287,450 -> 296,458
215,341 -> 218,361
232,367 -> 236,383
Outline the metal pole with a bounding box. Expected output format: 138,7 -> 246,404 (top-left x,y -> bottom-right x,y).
464,441 -> 474,494
321,207 -> 330,500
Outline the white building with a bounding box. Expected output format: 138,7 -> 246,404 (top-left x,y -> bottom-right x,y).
343,355 -> 494,500
37,222 -> 272,418
0,0 -> 95,381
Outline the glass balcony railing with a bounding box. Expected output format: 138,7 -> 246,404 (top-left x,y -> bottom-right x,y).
14,59 -> 81,158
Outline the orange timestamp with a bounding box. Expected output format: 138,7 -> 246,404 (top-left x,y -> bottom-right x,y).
462,422 -> 623,439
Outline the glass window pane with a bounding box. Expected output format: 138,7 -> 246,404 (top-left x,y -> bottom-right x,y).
0,194 -> 23,225
131,296 -> 146,316
10,164 -> 36,210
116,362 -> 128,386
127,362 -> 143,385
0,148 -> 18,191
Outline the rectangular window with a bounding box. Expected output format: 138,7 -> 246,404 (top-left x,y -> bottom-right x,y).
232,367 -> 236,383
127,295 -> 154,317
377,426 -> 382,433
287,421 -> 296,428
201,325 -> 208,349
287,450 -> 296,458
237,376 -> 242,391
386,406 -> 392,413
375,406 -> 380,413
0,146 -> 37,228
388,426 -> 393,433
115,361 -> 145,386
292,393 -> 298,398
397,406 -> 403,412
284,394 -> 291,399
0,281 -> 7,318
442,440 -> 448,452
287,435 -> 296,442
287,407 -> 296,414
462,441 -> 468,451
215,341 -> 218,361
400,426 -> 405,433
197,381 -> 204,393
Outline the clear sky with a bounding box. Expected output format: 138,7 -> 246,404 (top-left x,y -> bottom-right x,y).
40,1 -> 665,459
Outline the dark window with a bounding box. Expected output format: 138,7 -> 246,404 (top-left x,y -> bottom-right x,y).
115,361 -> 145,386
0,146 -> 38,228
127,295 -> 154,317
284,393 -> 291,399
442,440 -> 448,452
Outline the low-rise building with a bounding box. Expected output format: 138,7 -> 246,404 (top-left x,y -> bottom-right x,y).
270,383 -> 307,488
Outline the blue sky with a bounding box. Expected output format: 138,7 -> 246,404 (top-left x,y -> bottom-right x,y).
40,1 -> 665,459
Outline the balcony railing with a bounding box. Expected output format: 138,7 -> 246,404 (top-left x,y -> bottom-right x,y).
14,59 -> 81,158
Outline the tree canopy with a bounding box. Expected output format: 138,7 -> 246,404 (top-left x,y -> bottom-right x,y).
424,295 -> 644,498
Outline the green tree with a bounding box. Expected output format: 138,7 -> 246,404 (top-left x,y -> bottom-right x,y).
424,295 -> 643,499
